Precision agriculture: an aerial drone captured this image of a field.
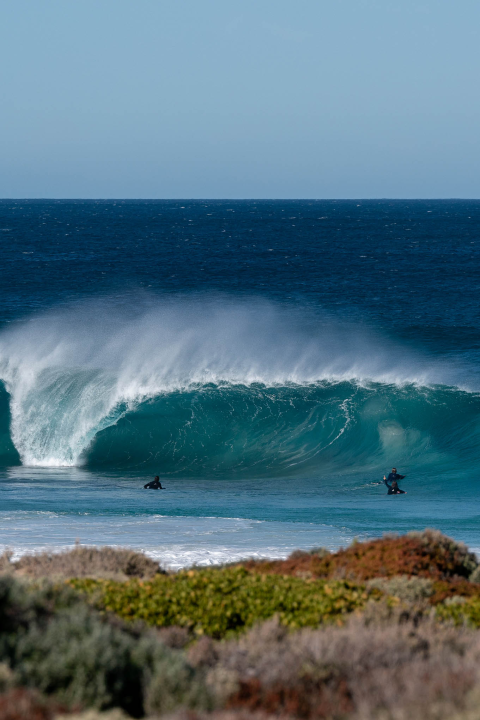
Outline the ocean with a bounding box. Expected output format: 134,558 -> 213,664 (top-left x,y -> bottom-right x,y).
1,199 -> 479,567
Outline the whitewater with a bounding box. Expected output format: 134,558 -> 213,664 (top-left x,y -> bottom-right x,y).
1,199 -> 479,565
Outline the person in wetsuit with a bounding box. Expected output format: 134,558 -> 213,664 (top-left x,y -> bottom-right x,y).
144,476 -> 164,490
387,479 -> 406,495
383,468 -> 406,495
383,468 -> 405,487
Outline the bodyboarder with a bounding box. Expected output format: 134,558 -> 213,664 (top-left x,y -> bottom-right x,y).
387,479 -> 406,495
144,476 -> 164,490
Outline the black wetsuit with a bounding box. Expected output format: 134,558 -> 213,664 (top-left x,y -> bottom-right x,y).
144,480 -> 164,489
387,484 -> 406,495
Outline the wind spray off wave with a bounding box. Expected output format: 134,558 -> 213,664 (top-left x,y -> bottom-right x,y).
0,296 -> 476,474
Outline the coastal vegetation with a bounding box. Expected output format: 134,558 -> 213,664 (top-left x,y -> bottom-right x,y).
2,530 -> 480,719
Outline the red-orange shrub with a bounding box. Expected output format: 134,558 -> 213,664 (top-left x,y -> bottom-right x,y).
242,530 -> 477,582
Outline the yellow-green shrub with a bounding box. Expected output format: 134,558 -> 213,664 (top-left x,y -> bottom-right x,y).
70,566 -> 373,639
436,596 -> 480,627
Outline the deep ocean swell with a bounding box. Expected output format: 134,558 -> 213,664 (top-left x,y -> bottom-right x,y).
0,297 -> 478,475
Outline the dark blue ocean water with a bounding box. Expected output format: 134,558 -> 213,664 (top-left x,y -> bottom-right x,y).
1,200 -> 480,565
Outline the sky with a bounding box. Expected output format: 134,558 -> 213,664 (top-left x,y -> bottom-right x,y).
1,0 -> 479,199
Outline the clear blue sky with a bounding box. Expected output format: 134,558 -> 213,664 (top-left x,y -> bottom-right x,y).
1,0 -> 479,198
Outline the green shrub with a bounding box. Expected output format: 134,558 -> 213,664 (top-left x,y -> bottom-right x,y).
11,605 -> 147,715
0,662 -> 16,693
0,575 -> 82,637
0,576 -> 211,717
144,648 -> 213,715
366,575 -> 434,603
70,566 -> 374,638
436,596 -> 480,628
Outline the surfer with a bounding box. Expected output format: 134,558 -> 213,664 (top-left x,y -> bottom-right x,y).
383,468 -> 406,495
387,479 -> 406,495
144,476 -> 164,490
383,468 -> 405,487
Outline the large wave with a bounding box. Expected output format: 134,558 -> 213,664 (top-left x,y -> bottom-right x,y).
0,296 -> 477,474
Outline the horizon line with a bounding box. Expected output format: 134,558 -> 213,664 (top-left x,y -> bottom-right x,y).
1,197 -> 480,202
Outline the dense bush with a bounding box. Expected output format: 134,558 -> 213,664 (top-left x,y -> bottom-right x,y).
0,546 -> 161,581
0,663 -> 15,694
366,574 -> 434,603
242,529 -> 478,582
213,616 -> 480,720
0,576 -> 80,636
436,596 -> 480,628
429,578 -> 480,604
0,576 -> 211,717
70,567 -> 374,638
11,605 -> 148,714
143,649 -> 212,716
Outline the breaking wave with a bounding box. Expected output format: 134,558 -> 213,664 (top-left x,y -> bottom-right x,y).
0,296 -> 477,475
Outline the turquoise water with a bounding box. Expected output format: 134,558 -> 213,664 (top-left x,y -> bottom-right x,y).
1,200 -> 480,564
2,464 -> 479,568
